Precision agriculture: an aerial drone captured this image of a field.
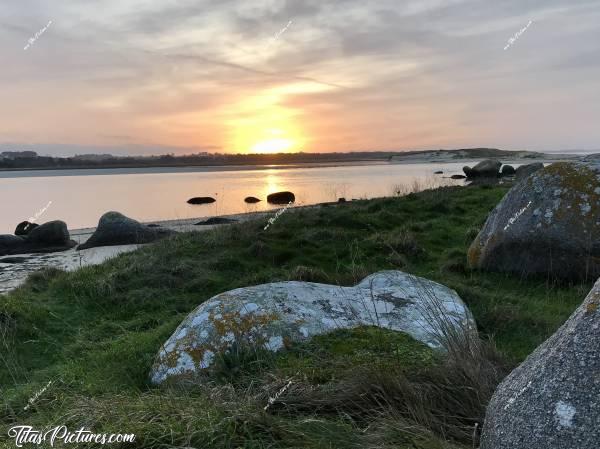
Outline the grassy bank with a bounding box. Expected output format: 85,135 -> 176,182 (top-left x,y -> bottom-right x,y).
0,184 -> 589,448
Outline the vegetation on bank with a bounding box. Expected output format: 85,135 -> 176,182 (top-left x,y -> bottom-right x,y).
0,184 -> 590,448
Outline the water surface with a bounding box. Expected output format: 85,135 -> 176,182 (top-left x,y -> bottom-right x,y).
0,162 -> 469,233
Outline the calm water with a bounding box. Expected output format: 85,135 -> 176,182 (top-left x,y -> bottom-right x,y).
0,162 -> 470,233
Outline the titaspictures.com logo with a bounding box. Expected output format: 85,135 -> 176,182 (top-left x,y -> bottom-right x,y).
7,425 -> 135,447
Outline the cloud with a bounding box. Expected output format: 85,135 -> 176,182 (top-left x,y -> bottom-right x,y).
1,0 -> 599,155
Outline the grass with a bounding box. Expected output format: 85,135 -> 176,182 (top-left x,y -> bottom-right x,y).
0,184 -> 590,448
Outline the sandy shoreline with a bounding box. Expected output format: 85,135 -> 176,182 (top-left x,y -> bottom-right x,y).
0,211 -> 272,295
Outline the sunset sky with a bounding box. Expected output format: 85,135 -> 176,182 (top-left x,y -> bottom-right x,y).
1,0 -> 599,156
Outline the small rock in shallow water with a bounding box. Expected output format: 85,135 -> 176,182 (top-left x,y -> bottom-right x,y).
267,191 -> 295,204
14,221 -> 39,236
187,197 -> 216,205
244,196 -> 262,203
195,217 -> 238,226
0,256 -> 30,264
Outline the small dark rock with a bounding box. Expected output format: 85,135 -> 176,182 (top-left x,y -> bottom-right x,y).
0,256 -> 29,264
338,198 -> 347,203
15,221 -> 39,236
244,196 -> 261,203
267,191 -> 295,204
0,235 -> 26,255
501,165 -> 516,176
195,217 -> 238,226
450,174 -> 467,179
187,197 -> 216,205
434,170 -> 443,174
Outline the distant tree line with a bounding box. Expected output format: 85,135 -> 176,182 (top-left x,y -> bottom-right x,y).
0,151 -> 406,171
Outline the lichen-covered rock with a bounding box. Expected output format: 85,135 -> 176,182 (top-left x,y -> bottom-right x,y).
468,162 -> 600,281
150,271 -> 476,385
79,211 -> 174,249
480,277 -> 600,449
515,162 -> 544,180
463,159 -> 502,178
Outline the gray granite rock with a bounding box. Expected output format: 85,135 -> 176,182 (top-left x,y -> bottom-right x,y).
481,277 -> 600,449
79,211 -> 174,249
468,162 -> 600,281
150,270 -> 476,385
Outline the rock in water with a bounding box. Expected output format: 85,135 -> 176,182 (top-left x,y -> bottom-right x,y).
515,162 -> 544,180
500,165 -> 515,176
195,217 -> 237,226
468,162 -> 600,281
0,221 -> 76,255
27,221 -> 70,246
0,235 -> 26,255
150,271 -> 476,385
463,159 -> 502,178
187,197 -> 216,205
480,278 -> 600,449
267,191 -> 295,204
79,211 -> 174,250
14,221 -> 39,236
450,174 -> 466,179
244,196 -> 261,203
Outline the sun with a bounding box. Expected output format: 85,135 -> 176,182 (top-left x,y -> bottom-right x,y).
250,138 -> 295,154
226,92 -> 306,153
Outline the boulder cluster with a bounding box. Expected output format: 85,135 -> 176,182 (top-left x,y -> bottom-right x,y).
187,191 -> 296,206
462,159 -> 544,181
463,160 -> 600,447
0,221 -> 76,256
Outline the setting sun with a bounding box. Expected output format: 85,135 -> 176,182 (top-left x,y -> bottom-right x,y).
250,138 -> 295,154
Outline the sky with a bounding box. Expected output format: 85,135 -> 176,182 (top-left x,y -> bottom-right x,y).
1,0 -> 599,156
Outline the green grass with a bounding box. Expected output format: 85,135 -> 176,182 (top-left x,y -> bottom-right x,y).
0,184 -> 589,448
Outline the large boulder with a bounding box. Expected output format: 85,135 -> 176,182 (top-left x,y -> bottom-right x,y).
480,278 -> 600,449
267,191 -> 295,204
468,162 -> 600,281
0,221 -> 76,256
515,162 -> 544,180
79,212 -> 174,250
150,270 -> 476,385
463,159 -> 502,178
